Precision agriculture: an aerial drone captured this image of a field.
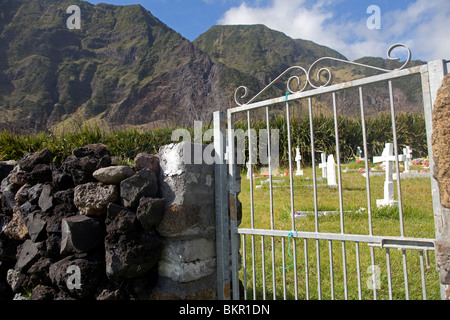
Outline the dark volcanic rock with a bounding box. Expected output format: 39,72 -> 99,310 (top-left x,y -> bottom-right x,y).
120,169 -> 158,209
18,149 -> 54,172
105,230 -> 163,279
60,215 -> 104,255
136,197 -> 166,230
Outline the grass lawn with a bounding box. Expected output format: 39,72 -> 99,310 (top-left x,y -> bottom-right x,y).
237,161 -> 441,300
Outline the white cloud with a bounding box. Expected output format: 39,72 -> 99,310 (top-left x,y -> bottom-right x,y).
218,0 -> 450,61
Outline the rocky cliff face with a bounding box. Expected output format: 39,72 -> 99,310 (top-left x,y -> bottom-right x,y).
0,0 -> 232,132
0,0 -> 427,133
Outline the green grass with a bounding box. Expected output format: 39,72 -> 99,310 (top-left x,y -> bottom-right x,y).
238,164 -> 440,300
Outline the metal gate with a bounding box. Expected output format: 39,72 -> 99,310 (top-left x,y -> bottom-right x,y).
214,44 -> 448,300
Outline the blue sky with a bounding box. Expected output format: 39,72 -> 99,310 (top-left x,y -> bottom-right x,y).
85,0 -> 450,62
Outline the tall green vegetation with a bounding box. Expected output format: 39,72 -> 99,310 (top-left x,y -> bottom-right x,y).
0,113 -> 427,166
234,112 -> 427,167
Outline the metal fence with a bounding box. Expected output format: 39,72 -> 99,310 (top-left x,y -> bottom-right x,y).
214,44 -> 448,300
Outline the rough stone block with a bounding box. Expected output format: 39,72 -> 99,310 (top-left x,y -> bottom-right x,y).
105,231 -> 163,279
38,183 -> 53,212
158,142 -> 214,208
1,190 -> 16,216
134,152 -> 160,174
18,149 -> 54,172
158,238 -> 217,283
24,211 -> 47,243
4,208 -> 28,240
74,182 -> 119,216
29,164 -> 52,183
60,215 -> 104,255
158,142 -> 215,237
93,166 -> 135,185
136,197 -> 165,230
6,269 -> 29,293
106,204 -> 138,234
73,143 -> 110,159
157,204 -> 214,239
0,162 -> 14,182
161,238 -> 216,263
49,255 -> 104,299
120,169 -> 158,209
158,257 -> 216,284
151,273 -> 217,300
15,239 -> 44,272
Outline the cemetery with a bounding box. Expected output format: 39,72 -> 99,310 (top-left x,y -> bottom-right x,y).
238,143 -> 438,299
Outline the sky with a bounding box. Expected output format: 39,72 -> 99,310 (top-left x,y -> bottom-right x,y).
85,0 -> 450,62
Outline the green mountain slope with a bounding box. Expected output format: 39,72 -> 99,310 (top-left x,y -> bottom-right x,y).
0,1 -> 427,133
194,25 -> 426,118
194,24 -> 347,84
0,0 -> 234,132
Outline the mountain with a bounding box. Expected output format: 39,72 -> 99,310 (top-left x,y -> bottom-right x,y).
194,24 -> 347,84
0,0 -> 235,132
0,0 -> 427,133
194,25 -> 426,118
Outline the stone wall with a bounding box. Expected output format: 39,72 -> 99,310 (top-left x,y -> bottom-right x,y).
432,73 -> 450,299
0,142 -> 217,300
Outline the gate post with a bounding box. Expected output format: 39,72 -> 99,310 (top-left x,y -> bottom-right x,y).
421,59 -> 448,299
214,111 -> 231,300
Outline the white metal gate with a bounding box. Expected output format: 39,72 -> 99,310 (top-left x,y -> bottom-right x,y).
214,44 -> 448,300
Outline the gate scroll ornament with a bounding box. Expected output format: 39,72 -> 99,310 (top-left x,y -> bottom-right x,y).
234,43 -> 412,106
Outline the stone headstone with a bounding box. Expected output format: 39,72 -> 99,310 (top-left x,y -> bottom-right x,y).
326,154 -> 337,186
295,147 -> 303,176
402,146 -> 413,173
373,143 -> 406,207
319,153 -> 327,178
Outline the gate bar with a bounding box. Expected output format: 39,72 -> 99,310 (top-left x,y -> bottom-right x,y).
227,109 -> 241,300
214,111 -> 230,300
238,228 -> 436,247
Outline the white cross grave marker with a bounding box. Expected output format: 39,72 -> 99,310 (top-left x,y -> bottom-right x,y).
295,147 -> 303,176
403,146 -> 413,173
327,154 -> 337,186
319,152 -> 327,178
372,143 -> 406,207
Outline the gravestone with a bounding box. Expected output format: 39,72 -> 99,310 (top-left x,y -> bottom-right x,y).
357,146 -> 366,162
246,162 -> 251,180
295,147 -> 303,176
373,143 -> 406,207
319,153 -> 327,178
326,154 -> 337,186
402,146 -> 413,173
